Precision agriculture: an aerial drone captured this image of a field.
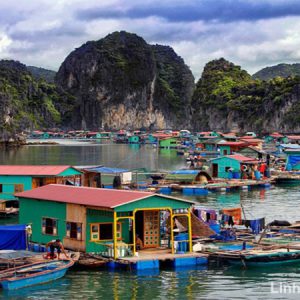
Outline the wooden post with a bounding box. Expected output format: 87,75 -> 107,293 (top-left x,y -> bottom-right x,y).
113,211 -> 117,260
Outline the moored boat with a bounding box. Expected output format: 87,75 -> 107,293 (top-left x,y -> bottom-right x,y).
0,259 -> 74,290
208,247 -> 300,267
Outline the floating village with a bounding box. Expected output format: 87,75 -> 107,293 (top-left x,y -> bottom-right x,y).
2,129 -> 300,290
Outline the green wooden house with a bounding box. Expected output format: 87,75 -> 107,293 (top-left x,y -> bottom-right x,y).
159,137 -> 178,148
210,155 -> 257,178
17,185 -> 194,258
0,165 -> 82,200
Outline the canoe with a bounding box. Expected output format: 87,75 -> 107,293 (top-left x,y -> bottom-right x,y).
0,259 -> 74,290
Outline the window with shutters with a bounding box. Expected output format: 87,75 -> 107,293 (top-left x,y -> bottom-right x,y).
66,222 -> 82,240
42,217 -> 58,235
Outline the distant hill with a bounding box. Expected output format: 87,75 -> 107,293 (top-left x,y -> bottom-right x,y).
27,66 -> 56,83
252,63 -> 300,81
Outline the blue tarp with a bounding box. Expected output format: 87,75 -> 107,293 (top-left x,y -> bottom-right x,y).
85,167 -> 129,174
0,224 -> 26,250
169,170 -> 199,175
280,144 -> 300,149
288,155 -> 300,167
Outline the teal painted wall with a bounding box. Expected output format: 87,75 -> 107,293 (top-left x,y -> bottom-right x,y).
19,197 -> 66,244
115,195 -> 191,212
0,175 -> 32,200
85,209 -> 130,253
219,145 -> 231,156
58,168 -> 82,176
210,157 -> 240,178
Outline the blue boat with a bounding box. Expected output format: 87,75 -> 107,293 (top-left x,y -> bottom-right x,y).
0,259 -> 74,290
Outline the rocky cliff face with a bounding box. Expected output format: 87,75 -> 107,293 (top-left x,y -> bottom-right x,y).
0,60 -> 64,142
55,31 -> 195,130
192,58 -> 300,132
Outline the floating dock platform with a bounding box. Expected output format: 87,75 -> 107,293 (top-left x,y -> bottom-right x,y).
107,249 -> 208,271
158,179 -> 273,195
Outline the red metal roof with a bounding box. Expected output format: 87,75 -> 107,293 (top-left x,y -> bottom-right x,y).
0,165 -> 76,176
240,139 -> 263,143
16,184 -> 155,208
270,132 -> 284,138
287,135 -> 300,140
227,155 -> 258,163
217,141 -> 246,146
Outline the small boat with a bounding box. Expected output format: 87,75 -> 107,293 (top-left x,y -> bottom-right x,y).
208,247 -> 300,267
0,259 -> 74,290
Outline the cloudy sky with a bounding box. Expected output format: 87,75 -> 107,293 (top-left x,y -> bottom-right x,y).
1,0 -> 300,78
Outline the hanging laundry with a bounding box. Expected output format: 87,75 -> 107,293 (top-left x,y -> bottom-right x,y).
242,218 -> 265,234
221,207 -> 242,225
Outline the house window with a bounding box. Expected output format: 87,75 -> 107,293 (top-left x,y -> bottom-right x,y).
66,222 -> 82,240
0,184 -> 2,193
90,223 -> 122,241
14,184 -> 24,193
223,150 -> 228,155
42,218 -> 58,235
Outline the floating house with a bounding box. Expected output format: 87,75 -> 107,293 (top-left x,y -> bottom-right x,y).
239,146 -> 266,159
159,137 -> 178,148
217,141 -> 247,156
80,166 -> 132,187
265,132 -> 288,144
287,135 -> 300,144
165,170 -> 212,184
17,185 -> 194,258
210,155 -> 258,178
284,149 -> 300,170
86,132 -> 101,139
0,165 -> 82,200
128,135 -> 141,144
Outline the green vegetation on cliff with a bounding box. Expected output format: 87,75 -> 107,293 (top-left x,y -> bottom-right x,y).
0,60 -> 72,141
253,63 -> 300,81
192,58 -> 300,132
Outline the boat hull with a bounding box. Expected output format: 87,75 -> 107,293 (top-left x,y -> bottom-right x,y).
0,261 -> 73,290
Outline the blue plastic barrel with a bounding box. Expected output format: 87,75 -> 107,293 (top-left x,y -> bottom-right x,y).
175,233 -> 189,253
233,171 -> 240,179
228,172 -> 233,179
254,171 -> 261,180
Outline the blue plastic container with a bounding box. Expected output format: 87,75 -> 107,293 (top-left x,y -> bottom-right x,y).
183,188 -> 194,195
254,171 -> 261,180
232,171 -> 240,179
175,233 -> 189,253
228,172 -> 233,179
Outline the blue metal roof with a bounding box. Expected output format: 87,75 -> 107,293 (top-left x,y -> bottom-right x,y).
169,170 -> 199,175
85,166 -> 129,173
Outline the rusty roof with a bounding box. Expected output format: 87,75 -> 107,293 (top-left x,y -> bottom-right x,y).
16,184 -> 154,208
0,165 -> 77,176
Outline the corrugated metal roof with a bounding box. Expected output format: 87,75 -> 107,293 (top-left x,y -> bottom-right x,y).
16,184 -> 154,208
217,141 -> 246,146
227,154 -> 257,162
0,165 -> 77,176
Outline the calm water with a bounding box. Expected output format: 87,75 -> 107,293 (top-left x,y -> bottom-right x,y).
1,142 -> 300,299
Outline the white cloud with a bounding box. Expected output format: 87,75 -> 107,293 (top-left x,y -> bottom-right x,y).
0,0 -> 300,79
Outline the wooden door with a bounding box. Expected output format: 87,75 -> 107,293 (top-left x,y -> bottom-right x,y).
143,211 -> 160,248
212,164 -> 218,177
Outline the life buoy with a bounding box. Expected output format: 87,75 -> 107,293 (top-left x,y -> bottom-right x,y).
241,165 -> 248,171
